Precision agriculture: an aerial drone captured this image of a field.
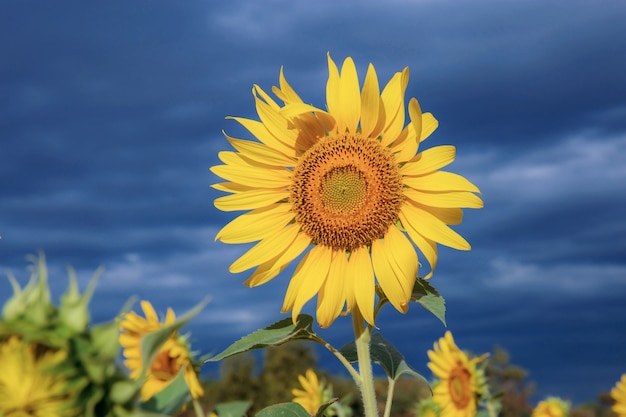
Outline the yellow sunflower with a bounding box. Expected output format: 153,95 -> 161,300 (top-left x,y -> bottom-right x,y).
292,369 -> 326,415
611,374 -> 626,417
531,397 -> 570,417
427,331 -> 485,417
0,336 -> 78,417
212,54 -> 482,327
118,300 -> 204,400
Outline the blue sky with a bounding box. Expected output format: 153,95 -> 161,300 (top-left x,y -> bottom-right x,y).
2,0 -> 626,404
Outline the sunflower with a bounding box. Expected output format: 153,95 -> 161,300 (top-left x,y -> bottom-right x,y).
212,54 -> 482,327
118,300 -> 204,400
0,336 -> 79,417
292,369 -> 327,415
417,398 -> 441,417
611,375 -> 626,417
531,397 -> 570,417
427,331 -> 485,417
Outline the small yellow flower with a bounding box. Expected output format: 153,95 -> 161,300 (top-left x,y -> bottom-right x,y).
0,336 -> 79,417
532,397 -> 570,417
119,300 -> 204,400
427,331 -> 486,417
292,369 -> 326,415
212,54 -> 482,328
611,375 -> 626,417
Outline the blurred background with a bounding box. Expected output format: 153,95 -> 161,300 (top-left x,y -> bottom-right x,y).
1,0 -> 625,405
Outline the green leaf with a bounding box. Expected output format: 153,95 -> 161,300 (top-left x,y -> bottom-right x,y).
139,297 -> 209,378
255,402 -> 311,417
206,315 -> 316,362
340,333 -> 429,385
214,401 -> 253,417
140,368 -> 189,415
412,277 -> 446,326
315,398 -> 338,417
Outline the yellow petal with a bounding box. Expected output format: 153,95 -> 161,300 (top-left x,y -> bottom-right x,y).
400,145 -> 456,177
244,231 -> 311,287
399,208 -> 438,278
348,245 -> 376,325
371,227 -> 417,314
253,84 -> 280,110
380,67 -> 409,147
141,301 -> 159,324
404,189 -> 484,209
225,134 -> 295,167
316,251 -> 348,328
403,170 -> 481,193
214,188 -> 290,211
401,202 -> 471,250
325,53 -> 342,133
360,63 -> 381,139
229,116 -> 295,157
408,97 -> 422,150
272,66 -> 303,104
282,245 -> 332,322
420,112 -> 439,142
254,91 -> 298,147
210,164 -> 291,189
229,224 -> 301,273
391,126 -> 415,163
339,57 -> 361,134
216,203 -> 293,243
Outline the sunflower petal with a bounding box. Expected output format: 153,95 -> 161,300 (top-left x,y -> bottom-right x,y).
399,208 -> 438,278
404,189 -> 484,209
210,164 -> 291,189
380,67 -> 409,147
216,203 -> 293,243
347,246 -> 376,325
400,145 -> 456,177
225,134 -> 295,167
326,53 -> 342,133
401,202 -> 471,250
403,170 -> 481,193
316,251 -> 348,328
282,245 -> 333,322
360,63 -> 381,139
229,224 -> 301,273
214,188 -> 290,211
229,116 -> 295,158
339,57 -> 361,134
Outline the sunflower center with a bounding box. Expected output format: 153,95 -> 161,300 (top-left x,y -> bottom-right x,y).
448,364 -> 471,408
320,167 -> 367,213
291,133 -> 403,251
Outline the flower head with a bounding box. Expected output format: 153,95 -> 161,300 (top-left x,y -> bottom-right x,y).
427,331 -> 486,417
119,300 -> 204,400
212,54 -> 482,327
532,397 -> 570,417
291,369 -> 327,415
0,336 -> 80,417
611,375 -> 626,417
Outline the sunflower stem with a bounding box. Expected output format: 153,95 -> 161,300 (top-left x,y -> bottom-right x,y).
192,398 -> 205,417
312,335 -> 361,384
383,377 -> 395,417
353,310 -> 379,417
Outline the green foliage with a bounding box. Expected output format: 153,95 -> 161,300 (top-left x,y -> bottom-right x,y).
411,278 -> 446,326
214,401 -> 253,417
484,346 -> 534,417
205,315 -> 316,362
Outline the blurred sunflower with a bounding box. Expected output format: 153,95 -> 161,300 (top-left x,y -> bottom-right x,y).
531,397 -> 570,417
291,369 -> 327,415
0,336 -> 79,417
212,54 -> 482,327
611,375 -> 626,417
417,398 -> 441,417
427,331 -> 486,417
118,300 -> 204,401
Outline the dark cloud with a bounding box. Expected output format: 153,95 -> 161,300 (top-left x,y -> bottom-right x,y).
1,0 -> 625,404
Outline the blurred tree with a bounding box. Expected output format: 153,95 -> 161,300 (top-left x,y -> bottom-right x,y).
485,346 -> 534,417
258,342 -> 318,409
214,352 -> 261,406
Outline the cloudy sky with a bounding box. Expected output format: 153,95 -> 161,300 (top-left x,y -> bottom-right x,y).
2,0 -> 625,404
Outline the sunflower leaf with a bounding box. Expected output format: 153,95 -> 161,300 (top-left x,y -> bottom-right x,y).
411,277 -> 446,326
256,402 -> 311,417
205,314 -> 315,362
214,401 -> 253,417
339,333 -> 430,384
140,367 -> 188,414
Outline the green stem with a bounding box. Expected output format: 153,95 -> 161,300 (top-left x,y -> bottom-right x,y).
383,377 -> 395,417
192,398 -> 205,417
353,310 -> 379,417
312,335 -> 361,385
